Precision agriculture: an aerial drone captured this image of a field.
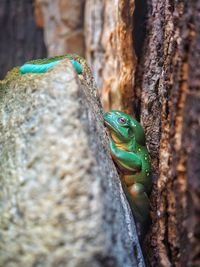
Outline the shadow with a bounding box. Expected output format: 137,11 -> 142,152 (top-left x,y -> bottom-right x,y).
133,0 -> 148,62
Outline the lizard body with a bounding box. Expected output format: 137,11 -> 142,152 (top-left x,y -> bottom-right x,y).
103,110 -> 152,223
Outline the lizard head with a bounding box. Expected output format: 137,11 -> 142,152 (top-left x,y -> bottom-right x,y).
103,110 -> 146,145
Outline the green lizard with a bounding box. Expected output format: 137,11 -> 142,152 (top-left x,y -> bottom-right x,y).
103,110 -> 152,223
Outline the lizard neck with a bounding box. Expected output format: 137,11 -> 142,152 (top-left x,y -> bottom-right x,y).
111,132 -> 136,152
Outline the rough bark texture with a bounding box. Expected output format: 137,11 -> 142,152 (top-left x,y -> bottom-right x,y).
34,0 -> 85,57
0,61 -> 145,267
0,0 -> 46,79
134,1 -> 200,266
85,0 -> 136,114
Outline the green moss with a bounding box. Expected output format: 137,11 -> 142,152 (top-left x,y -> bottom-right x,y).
26,54 -> 77,65
1,54 -> 90,82
0,54 -> 92,102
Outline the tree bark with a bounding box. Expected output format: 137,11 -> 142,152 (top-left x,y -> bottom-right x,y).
85,0 -> 136,114
134,1 -> 200,266
0,0 -> 46,79
84,1 -> 200,266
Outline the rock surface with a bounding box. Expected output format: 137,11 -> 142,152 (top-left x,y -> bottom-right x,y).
0,61 -> 145,267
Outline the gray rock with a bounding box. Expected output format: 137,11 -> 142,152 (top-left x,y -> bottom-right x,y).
0,61 -> 145,267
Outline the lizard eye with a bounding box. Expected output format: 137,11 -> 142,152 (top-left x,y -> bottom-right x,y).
117,117 -> 126,124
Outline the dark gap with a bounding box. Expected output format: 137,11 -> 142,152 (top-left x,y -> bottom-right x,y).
133,0 -> 148,62
132,0 -> 148,121
164,195 -> 174,264
133,99 -> 141,122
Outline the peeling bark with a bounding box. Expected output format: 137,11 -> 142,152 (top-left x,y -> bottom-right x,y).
85,0 -> 136,114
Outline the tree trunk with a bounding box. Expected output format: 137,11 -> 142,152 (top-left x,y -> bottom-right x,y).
0,0 -> 46,79
134,1 -> 200,266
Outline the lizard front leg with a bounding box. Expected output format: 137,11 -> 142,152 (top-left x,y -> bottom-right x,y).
109,138 -> 149,223
109,138 -> 142,172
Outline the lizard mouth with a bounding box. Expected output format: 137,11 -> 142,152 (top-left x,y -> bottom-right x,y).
104,120 -> 124,139
104,120 -> 116,132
